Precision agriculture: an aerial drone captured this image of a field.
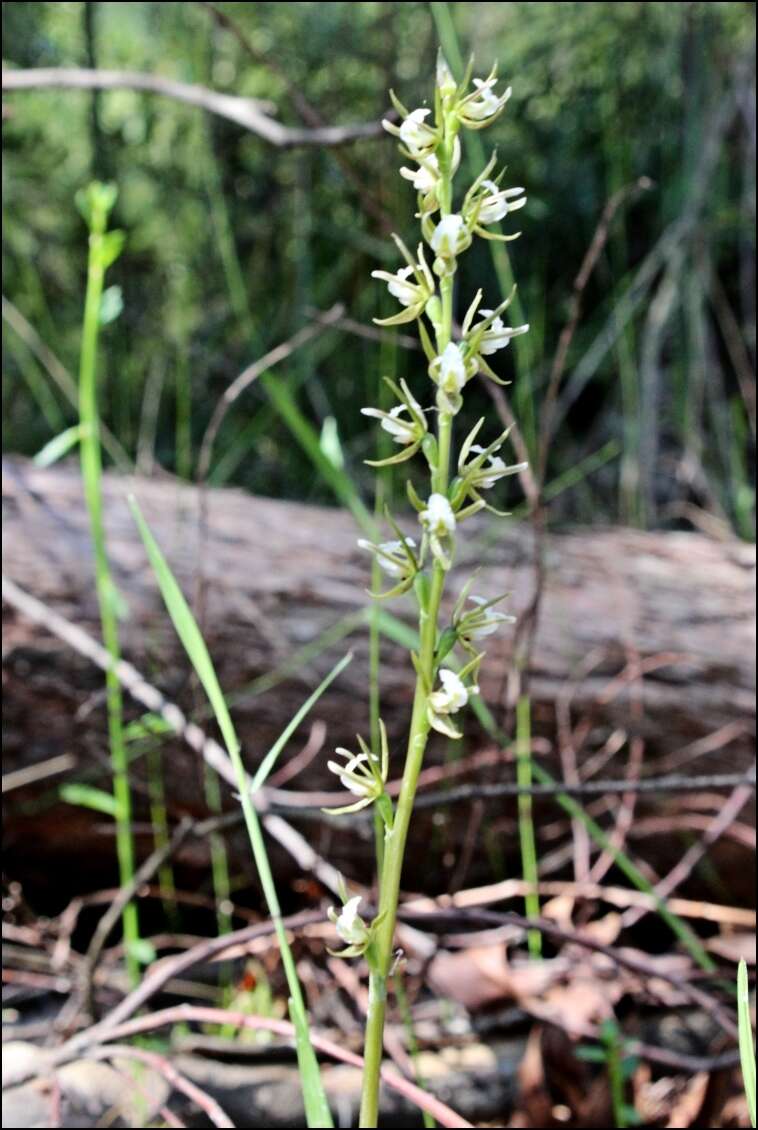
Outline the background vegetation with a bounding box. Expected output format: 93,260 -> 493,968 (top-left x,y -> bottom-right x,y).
3,1 -> 755,537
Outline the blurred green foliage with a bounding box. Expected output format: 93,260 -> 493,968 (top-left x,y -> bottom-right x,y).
2,1 -> 755,534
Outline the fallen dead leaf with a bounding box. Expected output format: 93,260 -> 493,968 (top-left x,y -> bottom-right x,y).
540,977 -> 615,1037
665,1072 -> 709,1128
427,946 -> 564,1011
705,931 -> 756,964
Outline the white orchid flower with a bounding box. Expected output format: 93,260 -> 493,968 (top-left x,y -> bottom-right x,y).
357,537 -> 416,578
460,595 -> 515,640
400,140 -> 461,207
436,52 -> 457,99
476,309 -> 530,355
397,108 -> 438,157
430,213 -> 470,260
370,265 -> 424,315
458,72 -> 512,129
372,241 -> 435,326
420,492 -> 456,537
429,668 -> 470,712
329,751 -> 379,797
429,341 -> 474,414
361,377 -> 429,467
400,156 -> 441,195
468,445 -> 510,488
324,721 -> 391,820
476,180 -> 527,226
327,895 -> 371,956
361,404 -> 418,446
427,668 -> 478,738
419,491 -> 456,569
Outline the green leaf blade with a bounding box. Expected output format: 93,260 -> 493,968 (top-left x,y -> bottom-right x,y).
739,959 -> 757,1129
34,425 -> 83,468
129,496 -> 239,758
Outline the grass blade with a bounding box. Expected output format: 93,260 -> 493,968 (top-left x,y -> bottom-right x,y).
739,958 -> 757,1128
129,496 -> 335,1128
249,650 -> 353,793
34,425 -> 83,467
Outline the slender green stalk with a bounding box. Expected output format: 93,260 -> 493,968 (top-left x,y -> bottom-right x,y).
202,762 -> 233,938
516,695 -> 541,958
145,742 -> 177,924
394,974 -> 436,1130
77,183 -> 140,986
604,1023 -> 627,1128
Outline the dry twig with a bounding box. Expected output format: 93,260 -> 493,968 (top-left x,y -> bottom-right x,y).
1,68 -> 387,148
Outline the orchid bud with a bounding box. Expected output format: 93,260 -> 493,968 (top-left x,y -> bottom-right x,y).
420,492 -> 456,569
428,342 -> 476,415
436,52 -> 457,100
430,213 -> 471,271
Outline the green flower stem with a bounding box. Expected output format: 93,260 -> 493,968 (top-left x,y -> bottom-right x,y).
516,695 -> 542,958
359,119 -> 457,1129
78,192 -> 139,986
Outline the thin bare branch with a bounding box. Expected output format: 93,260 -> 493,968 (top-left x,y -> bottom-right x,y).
68,1004 -> 474,1129
2,68 -> 387,148
86,1045 -> 234,1128
196,303 -> 344,483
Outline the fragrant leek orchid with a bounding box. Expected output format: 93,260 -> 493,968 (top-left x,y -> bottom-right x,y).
354,51 -> 529,1128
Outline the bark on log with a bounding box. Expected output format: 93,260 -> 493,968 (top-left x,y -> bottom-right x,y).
2,457 -> 755,894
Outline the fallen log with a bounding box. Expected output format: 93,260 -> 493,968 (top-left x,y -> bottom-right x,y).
2,457 -> 755,898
